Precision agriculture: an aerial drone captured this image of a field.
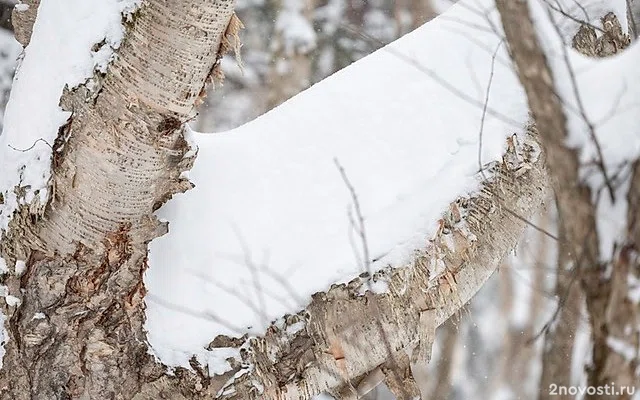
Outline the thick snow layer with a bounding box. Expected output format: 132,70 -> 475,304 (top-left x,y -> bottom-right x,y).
146,0 -> 531,370
0,0 -> 631,387
0,0 -> 139,231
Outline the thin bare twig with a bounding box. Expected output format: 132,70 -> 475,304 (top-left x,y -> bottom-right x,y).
334,158 -> 414,399
7,138 -> 53,152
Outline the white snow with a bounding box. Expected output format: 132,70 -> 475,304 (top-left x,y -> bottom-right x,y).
0,0 -> 140,231
0,285 -> 20,307
14,260 -> 25,276
4,295 -> 20,308
31,312 -> 46,320
146,0 -> 531,370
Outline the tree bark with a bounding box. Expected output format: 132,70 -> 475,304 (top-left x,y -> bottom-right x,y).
538,223 -> 584,400
217,129 -> 548,399
10,0 -> 37,46
0,1 -> 237,398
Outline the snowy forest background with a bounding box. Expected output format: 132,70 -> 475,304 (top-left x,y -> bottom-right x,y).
0,0 -> 637,399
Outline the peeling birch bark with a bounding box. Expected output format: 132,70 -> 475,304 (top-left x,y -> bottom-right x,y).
0,1 -> 237,398
213,129 -> 549,399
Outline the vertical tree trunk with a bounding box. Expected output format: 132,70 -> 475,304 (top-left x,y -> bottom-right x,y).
0,1 -> 237,398
430,319 -> 459,400
538,223 -> 584,400
496,3 -> 639,399
266,0 -> 316,109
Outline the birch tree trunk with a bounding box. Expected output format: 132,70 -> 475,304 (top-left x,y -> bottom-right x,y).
0,1 -> 239,398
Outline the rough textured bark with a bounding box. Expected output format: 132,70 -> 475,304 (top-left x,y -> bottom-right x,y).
0,1 -> 237,398
215,129 -> 548,399
496,2 -> 638,399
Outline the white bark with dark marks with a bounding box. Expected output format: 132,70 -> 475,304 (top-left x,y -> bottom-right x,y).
0,1 -> 236,398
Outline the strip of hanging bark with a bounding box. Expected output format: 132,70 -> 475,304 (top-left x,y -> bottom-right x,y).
0,1 -> 237,398
495,3 -> 638,399
11,0 -> 38,45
